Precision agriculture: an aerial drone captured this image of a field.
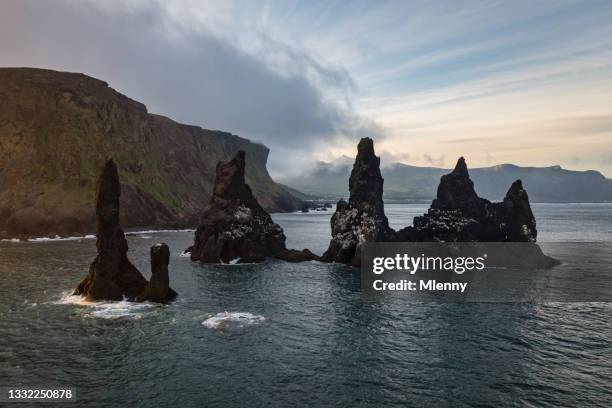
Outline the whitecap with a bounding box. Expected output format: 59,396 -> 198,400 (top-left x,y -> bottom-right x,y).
202,312 -> 265,329
55,292 -> 155,319
30,235 -> 95,242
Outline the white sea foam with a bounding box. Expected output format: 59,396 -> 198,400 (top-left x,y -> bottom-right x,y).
2,229 -> 195,243
30,234 -> 96,242
126,229 -> 195,235
55,292 -> 155,319
202,312 -> 265,329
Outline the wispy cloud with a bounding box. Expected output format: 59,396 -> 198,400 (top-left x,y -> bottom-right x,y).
1,0 -> 611,176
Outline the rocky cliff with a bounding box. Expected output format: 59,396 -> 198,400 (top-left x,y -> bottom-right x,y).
0,68 -> 301,239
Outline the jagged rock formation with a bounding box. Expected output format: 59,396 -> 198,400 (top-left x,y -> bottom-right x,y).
73,159 -> 148,301
191,151 -> 318,263
397,157 -> 538,242
321,138 -> 394,266
320,139 -> 548,267
0,68 -> 301,240
136,243 -> 177,303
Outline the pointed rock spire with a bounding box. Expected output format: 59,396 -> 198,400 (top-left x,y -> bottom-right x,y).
322,137 -> 394,266
452,156 -> 469,176
502,179 -> 537,242
348,137 -> 386,217
191,151 -> 318,263
431,156 -> 484,217
73,159 -> 147,301
212,151 -> 259,208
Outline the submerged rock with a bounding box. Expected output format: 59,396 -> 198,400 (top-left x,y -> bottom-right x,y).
399,157 -> 538,242
73,159 -> 148,301
136,243 -> 177,303
191,151 -> 318,263
321,138 -> 394,266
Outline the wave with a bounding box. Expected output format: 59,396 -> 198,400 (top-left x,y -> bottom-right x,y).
54,292 -> 156,319
2,228 -> 195,243
125,229 -> 195,235
202,312 -> 265,329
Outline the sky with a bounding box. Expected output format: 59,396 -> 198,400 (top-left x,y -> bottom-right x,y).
1,0 -> 612,178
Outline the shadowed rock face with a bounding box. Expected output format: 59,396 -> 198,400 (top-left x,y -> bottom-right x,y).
73,159 -> 147,301
136,243 -> 177,303
399,158 -> 538,242
431,157 -> 486,218
191,151 -> 318,263
500,180 -> 537,241
321,138 -> 394,266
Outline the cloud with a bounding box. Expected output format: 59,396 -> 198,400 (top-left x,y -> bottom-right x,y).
0,0 -> 381,176
423,154 -> 445,167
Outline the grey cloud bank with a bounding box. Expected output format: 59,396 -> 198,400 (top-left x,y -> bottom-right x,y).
0,0 -> 377,176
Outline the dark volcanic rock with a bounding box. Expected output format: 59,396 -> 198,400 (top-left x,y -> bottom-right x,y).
500,180 -> 537,241
321,138 -> 394,266
136,243 -> 177,303
191,151 -> 318,263
73,159 -> 147,301
431,157 -> 486,218
399,157 -> 538,242
275,248 -> 320,263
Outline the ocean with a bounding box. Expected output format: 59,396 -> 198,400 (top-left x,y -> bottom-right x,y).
1,204 -> 611,407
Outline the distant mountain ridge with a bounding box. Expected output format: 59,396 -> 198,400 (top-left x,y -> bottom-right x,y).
0,68 -> 301,239
284,159 -> 612,203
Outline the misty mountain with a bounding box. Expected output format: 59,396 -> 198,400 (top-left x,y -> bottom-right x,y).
283,160 -> 612,203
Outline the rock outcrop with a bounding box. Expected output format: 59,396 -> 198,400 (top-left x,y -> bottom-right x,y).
321,138 -> 394,266
73,159 -> 148,301
136,243 -> 177,303
397,157 -> 538,242
191,151 -> 318,263
0,68 -> 302,240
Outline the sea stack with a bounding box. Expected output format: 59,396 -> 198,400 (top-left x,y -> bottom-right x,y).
136,243 -> 177,303
321,138 -> 394,266
73,159 -> 148,301
191,151 -> 318,263
401,157 -> 538,242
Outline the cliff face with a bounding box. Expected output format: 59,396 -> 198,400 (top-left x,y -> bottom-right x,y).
0,68 -> 300,239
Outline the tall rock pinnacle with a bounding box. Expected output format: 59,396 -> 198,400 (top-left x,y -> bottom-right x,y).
73,159 -> 147,301
322,138 -> 394,266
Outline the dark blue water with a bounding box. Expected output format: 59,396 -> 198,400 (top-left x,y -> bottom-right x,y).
1,204 -> 611,407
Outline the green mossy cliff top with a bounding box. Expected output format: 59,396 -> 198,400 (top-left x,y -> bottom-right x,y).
0,68 -> 300,238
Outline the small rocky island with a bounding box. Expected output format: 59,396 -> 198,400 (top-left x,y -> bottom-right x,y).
190,151 -> 318,263
74,159 -> 177,303
323,138 -> 554,267
396,157 -> 538,242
